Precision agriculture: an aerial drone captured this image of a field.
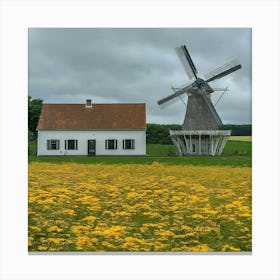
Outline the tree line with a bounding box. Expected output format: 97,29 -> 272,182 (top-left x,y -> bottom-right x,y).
28,96 -> 43,139
146,123 -> 252,144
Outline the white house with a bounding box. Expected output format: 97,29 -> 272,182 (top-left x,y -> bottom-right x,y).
37,100 -> 146,156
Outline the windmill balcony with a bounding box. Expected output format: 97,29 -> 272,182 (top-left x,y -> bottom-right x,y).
169,130 -> 231,156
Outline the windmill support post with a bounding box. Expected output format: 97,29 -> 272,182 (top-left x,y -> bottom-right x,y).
169,130 -> 231,156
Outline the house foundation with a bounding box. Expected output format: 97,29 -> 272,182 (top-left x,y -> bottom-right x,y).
169,130 -> 231,156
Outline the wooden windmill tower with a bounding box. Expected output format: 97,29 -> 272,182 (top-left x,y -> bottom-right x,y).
158,45 -> 241,156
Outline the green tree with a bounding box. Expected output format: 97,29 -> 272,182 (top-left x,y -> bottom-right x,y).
146,123 -> 181,144
221,124 -> 252,136
28,96 -> 43,135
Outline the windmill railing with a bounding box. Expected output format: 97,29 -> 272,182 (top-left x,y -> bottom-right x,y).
169,130 -> 231,136
169,129 -> 231,156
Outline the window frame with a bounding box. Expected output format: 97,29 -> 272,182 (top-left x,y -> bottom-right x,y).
105,139 -> 118,150
47,139 -> 60,150
65,139 -> 78,150
122,139 -> 135,150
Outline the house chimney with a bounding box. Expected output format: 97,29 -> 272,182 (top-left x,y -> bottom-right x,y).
85,99 -> 92,108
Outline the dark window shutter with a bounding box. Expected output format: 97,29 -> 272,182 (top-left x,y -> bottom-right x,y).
47,140 -> 50,150
115,140 -> 117,150
57,140 -> 60,150
65,140 -> 67,150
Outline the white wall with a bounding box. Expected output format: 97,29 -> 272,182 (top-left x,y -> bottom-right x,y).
37,130 -> 146,156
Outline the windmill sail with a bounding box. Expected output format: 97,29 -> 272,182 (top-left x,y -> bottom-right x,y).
205,59 -> 241,83
157,84 -> 191,106
175,45 -> 198,80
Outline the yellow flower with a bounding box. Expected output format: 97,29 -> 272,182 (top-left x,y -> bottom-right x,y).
82,216 -> 96,223
239,212 -> 251,218
191,244 -> 213,252
47,226 -> 62,233
102,226 -> 126,237
62,209 -> 75,215
221,244 -> 241,252
191,214 -> 204,219
29,226 -> 41,232
28,237 -> 33,247
71,225 -> 89,234
48,238 -> 64,244
76,236 -> 96,250
38,246 -> 48,251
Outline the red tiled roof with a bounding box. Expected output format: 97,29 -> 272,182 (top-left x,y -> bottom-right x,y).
37,103 -> 146,130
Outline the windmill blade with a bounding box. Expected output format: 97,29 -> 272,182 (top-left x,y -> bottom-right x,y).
205,59 -> 241,83
157,84 -> 191,106
175,45 -> 198,80
171,86 -> 187,108
201,93 -> 223,125
212,88 -> 229,92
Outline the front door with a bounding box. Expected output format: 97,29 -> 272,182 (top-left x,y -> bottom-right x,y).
88,140 -> 96,156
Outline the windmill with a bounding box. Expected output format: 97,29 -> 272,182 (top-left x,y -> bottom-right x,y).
158,45 -> 241,156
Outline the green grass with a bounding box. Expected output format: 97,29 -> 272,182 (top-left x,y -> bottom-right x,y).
28,140 -> 251,167
147,141 -> 252,157
222,141 -> 252,156
146,143 -> 177,156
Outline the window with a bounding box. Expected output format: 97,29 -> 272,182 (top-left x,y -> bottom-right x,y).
105,139 -> 117,150
192,144 -> 196,152
85,99 -> 92,107
123,139 -> 135,150
65,140 -> 78,150
47,139 -> 60,150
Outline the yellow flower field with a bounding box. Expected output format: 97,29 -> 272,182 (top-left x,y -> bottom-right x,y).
28,162 -> 251,252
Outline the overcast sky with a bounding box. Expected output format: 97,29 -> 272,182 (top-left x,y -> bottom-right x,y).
28,28 -> 251,125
